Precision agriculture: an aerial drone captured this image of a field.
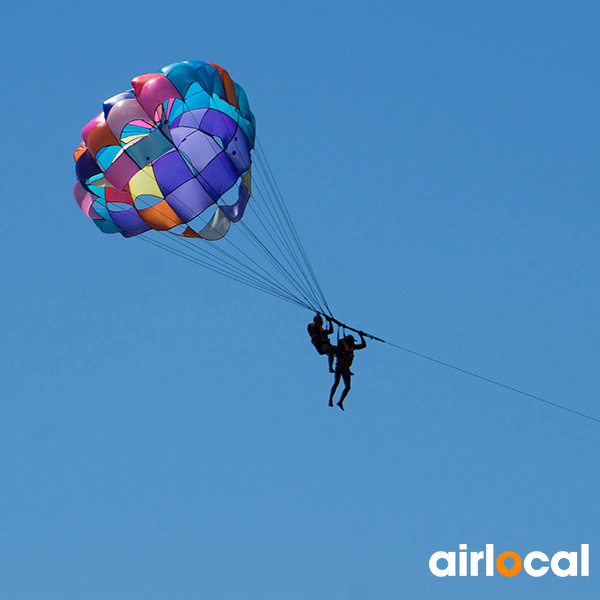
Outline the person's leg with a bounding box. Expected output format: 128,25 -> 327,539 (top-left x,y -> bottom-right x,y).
329,371 -> 341,406
337,372 -> 352,410
324,343 -> 336,373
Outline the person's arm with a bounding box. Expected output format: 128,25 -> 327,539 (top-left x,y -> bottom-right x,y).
325,317 -> 333,334
355,332 -> 367,350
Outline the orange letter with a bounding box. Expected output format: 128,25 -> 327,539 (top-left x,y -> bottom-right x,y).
496,551 -> 523,577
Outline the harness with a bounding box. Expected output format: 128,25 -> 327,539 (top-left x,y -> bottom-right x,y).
336,338 -> 355,371
308,322 -> 329,348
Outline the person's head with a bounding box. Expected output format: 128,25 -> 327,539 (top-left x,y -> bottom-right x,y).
345,335 -> 355,347
314,314 -> 323,325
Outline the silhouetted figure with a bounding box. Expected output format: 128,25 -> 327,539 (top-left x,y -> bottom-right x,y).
308,314 -> 335,373
329,332 -> 367,411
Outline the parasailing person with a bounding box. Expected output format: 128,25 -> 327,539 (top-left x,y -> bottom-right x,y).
307,314 -> 336,373
329,332 -> 367,411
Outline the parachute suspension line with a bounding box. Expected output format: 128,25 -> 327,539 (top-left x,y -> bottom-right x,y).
239,169 -> 329,313
152,229 -> 311,307
113,196 -> 301,304
138,235 -> 314,311
238,219 -> 326,313
138,234 -> 288,302
255,138 -> 332,315
136,236 -> 278,299
252,142 -> 330,312
249,158 -> 326,308
326,316 -> 600,425
241,174 -> 326,310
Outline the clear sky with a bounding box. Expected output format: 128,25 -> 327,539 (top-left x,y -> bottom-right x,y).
1,1 -> 599,598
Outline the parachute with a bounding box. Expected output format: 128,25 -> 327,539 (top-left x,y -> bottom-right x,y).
74,61 -> 255,240
74,60 -> 330,314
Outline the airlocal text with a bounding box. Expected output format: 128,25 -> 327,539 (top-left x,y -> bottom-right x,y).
429,544 -> 589,577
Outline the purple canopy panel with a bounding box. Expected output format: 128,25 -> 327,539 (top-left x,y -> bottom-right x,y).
172,108 -> 209,131
170,124 -> 198,146
75,150 -> 102,191
220,179 -> 250,223
153,149 -> 195,196
165,178 -> 215,222
176,130 -> 222,174
199,153 -> 239,200
225,127 -> 252,174
109,206 -> 152,236
200,109 -> 237,146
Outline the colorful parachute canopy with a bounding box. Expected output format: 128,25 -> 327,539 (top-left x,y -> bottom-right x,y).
73,61 -> 256,240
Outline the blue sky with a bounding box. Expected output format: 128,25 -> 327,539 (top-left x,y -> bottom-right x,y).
1,1 -> 599,598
